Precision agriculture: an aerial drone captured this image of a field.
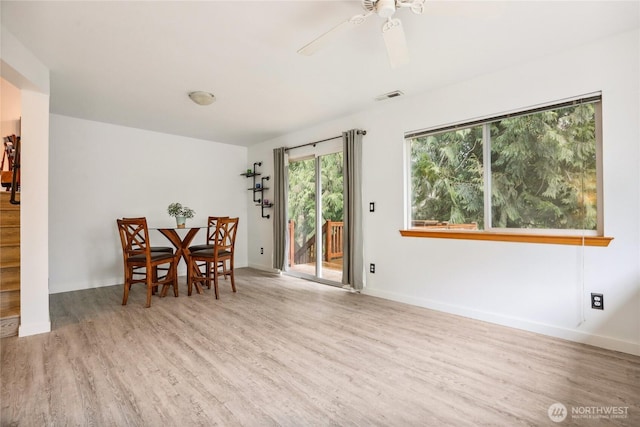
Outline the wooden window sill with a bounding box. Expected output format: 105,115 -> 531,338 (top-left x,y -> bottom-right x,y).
399,229 -> 613,247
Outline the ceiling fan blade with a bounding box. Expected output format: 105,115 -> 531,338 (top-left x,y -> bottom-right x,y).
298,12 -> 373,56
382,18 -> 409,68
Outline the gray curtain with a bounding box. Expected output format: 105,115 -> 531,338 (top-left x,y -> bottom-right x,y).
342,129 -> 365,290
272,147 -> 288,270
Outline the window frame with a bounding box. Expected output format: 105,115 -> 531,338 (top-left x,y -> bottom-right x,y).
402,94 -> 612,247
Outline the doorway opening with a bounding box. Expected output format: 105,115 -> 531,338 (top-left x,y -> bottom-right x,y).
287,145 -> 343,285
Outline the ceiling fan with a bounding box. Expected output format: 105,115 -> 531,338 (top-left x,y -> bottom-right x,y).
298,0 -> 426,68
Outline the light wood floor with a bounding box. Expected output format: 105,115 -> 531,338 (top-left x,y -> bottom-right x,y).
1,268 -> 639,426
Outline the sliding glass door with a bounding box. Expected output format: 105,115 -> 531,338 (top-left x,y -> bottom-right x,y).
287,143 -> 343,284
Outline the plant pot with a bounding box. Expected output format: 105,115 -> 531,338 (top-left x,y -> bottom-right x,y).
176,216 -> 186,229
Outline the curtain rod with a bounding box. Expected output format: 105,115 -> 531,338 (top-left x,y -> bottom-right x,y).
405,93 -> 601,140
284,130 -> 366,151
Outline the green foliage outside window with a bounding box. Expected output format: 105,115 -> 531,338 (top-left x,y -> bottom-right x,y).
288,152 -> 344,249
410,103 -> 598,231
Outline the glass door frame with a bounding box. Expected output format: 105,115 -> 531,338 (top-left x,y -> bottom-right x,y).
285,139 -> 343,287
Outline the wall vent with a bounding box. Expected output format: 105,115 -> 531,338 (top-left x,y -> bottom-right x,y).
375,90 -> 404,101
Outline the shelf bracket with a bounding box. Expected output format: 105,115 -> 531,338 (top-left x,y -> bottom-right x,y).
261,203 -> 271,219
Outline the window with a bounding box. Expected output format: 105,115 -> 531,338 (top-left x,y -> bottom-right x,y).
406,95 -> 607,243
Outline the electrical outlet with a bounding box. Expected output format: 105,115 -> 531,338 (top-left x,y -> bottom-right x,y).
369,263 -> 375,273
369,202 -> 375,212
591,293 -> 603,310
260,247 -> 264,255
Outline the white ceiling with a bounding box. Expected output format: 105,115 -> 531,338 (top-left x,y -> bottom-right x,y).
2,1 -> 638,146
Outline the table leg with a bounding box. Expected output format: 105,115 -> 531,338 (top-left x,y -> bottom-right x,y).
157,228 -> 204,294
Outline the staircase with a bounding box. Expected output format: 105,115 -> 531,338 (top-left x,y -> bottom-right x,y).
0,191 -> 20,337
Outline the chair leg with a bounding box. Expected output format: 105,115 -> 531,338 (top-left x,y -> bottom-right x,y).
122,282 -> 130,305
152,267 -> 159,294
229,259 -> 236,293
187,259 -> 193,296
173,261 -> 179,297
206,262 -> 212,289
213,266 -> 220,300
145,277 -> 153,308
122,268 -> 131,305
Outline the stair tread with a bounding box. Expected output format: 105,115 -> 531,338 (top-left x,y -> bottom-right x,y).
0,262 -> 20,268
1,191 -> 20,322
0,306 -> 20,318
0,279 -> 20,291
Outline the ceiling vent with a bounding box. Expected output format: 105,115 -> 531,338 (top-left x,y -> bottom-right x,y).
375,90 -> 404,101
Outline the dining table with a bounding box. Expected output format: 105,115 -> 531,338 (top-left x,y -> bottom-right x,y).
150,226 -> 206,295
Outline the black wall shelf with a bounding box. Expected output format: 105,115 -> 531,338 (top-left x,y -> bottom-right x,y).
242,162 -> 272,218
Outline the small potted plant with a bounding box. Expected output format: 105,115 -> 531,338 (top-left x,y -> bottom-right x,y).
167,202 -> 195,228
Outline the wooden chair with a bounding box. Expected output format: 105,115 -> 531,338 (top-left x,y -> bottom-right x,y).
123,216 -> 174,288
117,217 -> 178,307
122,217 -> 174,254
188,216 -> 228,253
188,217 -> 238,299
187,216 -> 228,284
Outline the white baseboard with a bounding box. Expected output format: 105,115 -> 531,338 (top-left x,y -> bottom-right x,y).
247,263 -> 281,274
363,287 -> 640,356
19,321 -> 51,337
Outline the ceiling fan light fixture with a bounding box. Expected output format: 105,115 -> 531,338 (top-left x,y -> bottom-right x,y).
375,0 -> 397,18
188,91 -> 216,106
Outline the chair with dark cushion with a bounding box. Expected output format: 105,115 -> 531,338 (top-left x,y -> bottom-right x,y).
187,217 -> 238,299
188,216 -> 228,253
117,217 -> 179,307
188,216 -> 228,283
123,217 -> 174,254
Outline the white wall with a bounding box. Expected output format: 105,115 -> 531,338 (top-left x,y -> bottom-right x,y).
1,25 -> 51,337
49,115 -> 248,293
20,90 -> 50,336
248,29 -> 640,356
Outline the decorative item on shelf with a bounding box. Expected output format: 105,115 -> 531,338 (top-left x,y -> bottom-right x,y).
241,162 -> 261,178
255,183 -> 261,189
167,202 -> 195,229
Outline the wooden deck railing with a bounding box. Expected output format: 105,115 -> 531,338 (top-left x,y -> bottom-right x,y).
288,220 -> 343,267
325,221 -> 343,261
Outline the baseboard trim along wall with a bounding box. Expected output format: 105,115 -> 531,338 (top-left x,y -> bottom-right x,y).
19,321 -> 51,338
363,287 -> 640,357
248,264 -> 281,275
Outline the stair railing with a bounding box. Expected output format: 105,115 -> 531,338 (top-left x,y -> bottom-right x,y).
289,220 -> 343,267
2,135 -> 20,205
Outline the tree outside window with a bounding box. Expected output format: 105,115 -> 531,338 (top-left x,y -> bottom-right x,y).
409,99 -> 600,233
